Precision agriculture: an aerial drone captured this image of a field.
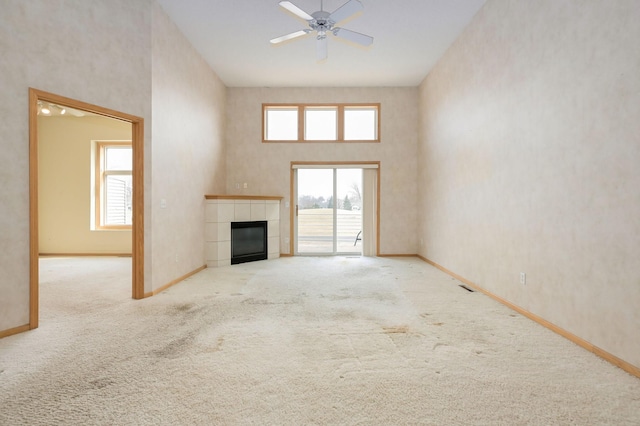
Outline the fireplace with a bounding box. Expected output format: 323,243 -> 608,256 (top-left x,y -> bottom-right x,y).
231,221 -> 268,265
204,195 -> 281,268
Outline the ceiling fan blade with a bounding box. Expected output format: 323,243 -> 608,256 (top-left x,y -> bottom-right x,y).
332,27 -> 373,46
329,0 -> 363,24
270,29 -> 310,44
279,1 -> 314,21
317,37 -> 328,61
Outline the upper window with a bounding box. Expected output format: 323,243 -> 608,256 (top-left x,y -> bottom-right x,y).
95,142 -> 133,229
265,107 -> 298,140
263,103 -> 380,143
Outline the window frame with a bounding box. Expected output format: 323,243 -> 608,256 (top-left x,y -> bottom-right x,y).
94,141 -> 133,230
262,103 -> 380,143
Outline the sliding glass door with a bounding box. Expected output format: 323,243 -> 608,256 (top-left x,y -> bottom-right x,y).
297,169 -> 335,253
335,169 -> 363,253
295,168 -> 363,255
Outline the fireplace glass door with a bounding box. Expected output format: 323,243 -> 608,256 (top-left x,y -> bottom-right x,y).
231,221 -> 268,264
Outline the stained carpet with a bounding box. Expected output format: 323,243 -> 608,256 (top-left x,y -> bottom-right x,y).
1,256 -> 639,425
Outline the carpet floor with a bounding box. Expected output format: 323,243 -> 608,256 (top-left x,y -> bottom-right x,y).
1,256 -> 639,425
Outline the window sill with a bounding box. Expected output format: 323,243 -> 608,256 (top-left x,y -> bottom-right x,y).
263,139 -> 380,143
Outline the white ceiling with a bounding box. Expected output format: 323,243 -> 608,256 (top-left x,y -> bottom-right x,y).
155,0 -> 486,88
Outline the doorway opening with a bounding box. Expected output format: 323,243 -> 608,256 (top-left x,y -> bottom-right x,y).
29,88 -> 145,330
291,162 -> 379,256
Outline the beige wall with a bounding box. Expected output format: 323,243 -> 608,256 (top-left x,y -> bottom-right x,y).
0,0 -> 153,332
8,0 -> 635,374
38,115 -> 132,254
0,0 -> 227,332
150,3 -> 227,290
418,0 -> 640,368
226,88 -> 418,255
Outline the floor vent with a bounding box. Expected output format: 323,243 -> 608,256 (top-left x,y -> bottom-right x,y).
459,284 -> 474,292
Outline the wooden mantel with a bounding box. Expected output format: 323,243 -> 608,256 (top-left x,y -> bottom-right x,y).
205,195 -> 284,201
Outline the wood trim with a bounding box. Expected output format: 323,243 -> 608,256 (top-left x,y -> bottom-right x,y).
376,103 -> 381,141
264,139 -> 379,144
261,104 -> 266,141
96,225 -> 132,231
29,88 -> 145,335
378,253 -> 416,257
376,164 -> 381,257
292,161 -> 380,168
131,118 -> 145,300
0,324 -> 31,339
29,89 -> 39,330
39,253 -> 132,257
265,103 -> 379,107
205,195 -> 283,200
144,265 -> 207,298
297,105 -> 304,142
337,105 -> 345,141
279,253 -> 293,257
418,255 -> 640,379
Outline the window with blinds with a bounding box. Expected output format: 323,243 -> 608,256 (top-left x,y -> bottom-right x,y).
96,142 -> 132,229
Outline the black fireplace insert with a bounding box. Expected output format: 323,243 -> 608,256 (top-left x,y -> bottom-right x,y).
231,221 -> 268,265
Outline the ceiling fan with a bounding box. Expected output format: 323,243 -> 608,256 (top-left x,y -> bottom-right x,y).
270,0 -> 374,60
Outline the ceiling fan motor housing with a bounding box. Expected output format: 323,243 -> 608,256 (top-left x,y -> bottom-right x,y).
310,11 -> 334,39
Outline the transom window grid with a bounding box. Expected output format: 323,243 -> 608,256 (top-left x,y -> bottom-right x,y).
263,103 -> 380,143
95,141 -> 133,229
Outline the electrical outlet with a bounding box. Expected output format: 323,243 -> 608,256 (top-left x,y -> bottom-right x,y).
520,272 -> 526,285
285,237 -> 290,245
175,254 -> 179,263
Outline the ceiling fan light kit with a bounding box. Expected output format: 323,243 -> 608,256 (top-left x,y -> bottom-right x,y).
270,0 -> 374,60
37,101 -> 84,117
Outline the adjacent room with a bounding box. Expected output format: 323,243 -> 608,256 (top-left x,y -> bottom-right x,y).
1,0 -> 638,423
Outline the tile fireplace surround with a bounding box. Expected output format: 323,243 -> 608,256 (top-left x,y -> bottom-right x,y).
205,195 -> 282,267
